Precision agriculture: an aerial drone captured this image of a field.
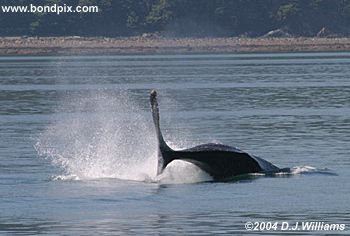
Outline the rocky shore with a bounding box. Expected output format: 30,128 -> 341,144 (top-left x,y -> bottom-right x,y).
1,36 -> 350,55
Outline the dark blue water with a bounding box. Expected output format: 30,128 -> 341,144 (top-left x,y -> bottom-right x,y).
0,53 -> 349,235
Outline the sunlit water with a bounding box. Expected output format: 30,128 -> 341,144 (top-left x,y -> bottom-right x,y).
1,53 -> 349,235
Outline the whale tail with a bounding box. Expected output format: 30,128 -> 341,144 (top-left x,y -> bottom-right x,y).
150,90 -> 174,175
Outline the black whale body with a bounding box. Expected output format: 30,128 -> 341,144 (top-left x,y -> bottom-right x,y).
150,90 -> 287,181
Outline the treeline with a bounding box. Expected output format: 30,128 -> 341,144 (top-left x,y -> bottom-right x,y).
1,0 -> 350,37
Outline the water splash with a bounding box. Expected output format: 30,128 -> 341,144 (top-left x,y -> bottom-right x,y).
269,165 -> 337,177
35,90 -> 157,181
156,160 -> 212,184
289,165 -> 337,175
34,90 -> 211,184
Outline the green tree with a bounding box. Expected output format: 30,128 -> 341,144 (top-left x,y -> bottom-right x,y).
1,0 -> 350,37
146,0 -> 175,31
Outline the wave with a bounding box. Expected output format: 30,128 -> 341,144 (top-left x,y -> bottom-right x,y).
289,165 -> 337,176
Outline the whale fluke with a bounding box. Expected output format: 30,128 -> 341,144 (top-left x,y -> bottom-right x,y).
150,90 -> 284,180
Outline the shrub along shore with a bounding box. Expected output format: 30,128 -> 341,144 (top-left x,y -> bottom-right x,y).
1,36 -> 350,55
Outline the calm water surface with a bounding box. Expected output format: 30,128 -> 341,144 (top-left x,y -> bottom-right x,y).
0,52 -> 349,235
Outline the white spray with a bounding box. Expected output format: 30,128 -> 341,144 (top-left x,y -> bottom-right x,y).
34,89 -> 212,183
35,90 -> 158,181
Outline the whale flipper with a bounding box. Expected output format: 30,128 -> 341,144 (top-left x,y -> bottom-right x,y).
150,90 -> 174,174
150,90 -> 281,180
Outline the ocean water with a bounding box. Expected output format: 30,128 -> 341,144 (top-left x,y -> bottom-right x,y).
0,52 -> 349,235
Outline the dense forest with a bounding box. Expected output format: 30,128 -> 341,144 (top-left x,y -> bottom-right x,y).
1,0 -> 350,37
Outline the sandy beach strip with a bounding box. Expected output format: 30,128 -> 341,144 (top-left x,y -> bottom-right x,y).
1,36 -> 350,55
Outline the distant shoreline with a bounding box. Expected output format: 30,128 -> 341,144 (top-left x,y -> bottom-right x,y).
1,36 -> 350,55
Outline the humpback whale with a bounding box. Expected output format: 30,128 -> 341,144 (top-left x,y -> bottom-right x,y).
150,90 -> 287,181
